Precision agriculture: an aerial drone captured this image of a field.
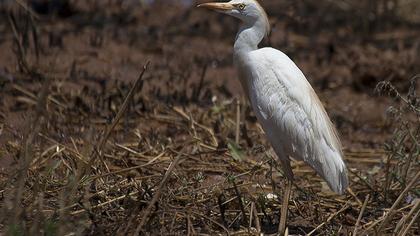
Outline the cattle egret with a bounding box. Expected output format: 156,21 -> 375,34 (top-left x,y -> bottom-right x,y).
198,0 -> 348,234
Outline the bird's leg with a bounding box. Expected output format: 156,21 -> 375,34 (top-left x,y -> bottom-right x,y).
278,178 -> 292,236
276,157 -> 293,235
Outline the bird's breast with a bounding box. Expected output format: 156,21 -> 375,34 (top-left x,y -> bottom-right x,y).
235,56 -> 284,121
248,77 -> 288,125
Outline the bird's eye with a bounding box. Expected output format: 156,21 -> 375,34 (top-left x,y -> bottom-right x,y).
237,3 -> 246,10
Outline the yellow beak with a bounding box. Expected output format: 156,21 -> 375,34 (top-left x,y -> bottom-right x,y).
197,2 -> 235,11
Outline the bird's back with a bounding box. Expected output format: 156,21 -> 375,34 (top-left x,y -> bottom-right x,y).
236,47 -> 348,194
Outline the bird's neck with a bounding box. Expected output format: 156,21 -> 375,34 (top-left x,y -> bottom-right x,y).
233,20 -> 267,99
234,20 -> 266,57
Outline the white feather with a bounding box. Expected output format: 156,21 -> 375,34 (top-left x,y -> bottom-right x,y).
241,48 -> 348,194
200,0 -> 349,194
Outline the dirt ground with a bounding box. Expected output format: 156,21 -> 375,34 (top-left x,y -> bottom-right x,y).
0,0 -> 419,235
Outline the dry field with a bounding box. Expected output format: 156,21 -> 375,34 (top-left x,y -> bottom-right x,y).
0,0 -> 419,235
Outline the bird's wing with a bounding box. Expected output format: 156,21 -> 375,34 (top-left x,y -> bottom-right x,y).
247,47 -> 348,194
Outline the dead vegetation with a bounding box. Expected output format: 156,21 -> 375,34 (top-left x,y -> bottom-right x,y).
0,0 -> 419,235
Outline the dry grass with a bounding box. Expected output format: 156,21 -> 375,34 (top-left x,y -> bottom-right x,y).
0,0 -> 419,235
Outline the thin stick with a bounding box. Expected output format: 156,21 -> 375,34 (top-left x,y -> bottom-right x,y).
252,201 -> 261,234
278,179 -> 292,236
97,62 -> 149,154
398,207 -> 420,236
307,203 -> 350,236
70,190 -> 140,215
361,203 -> 417,234
249,201 -> 254,230
12,73 -> 50,226
232,179 -> 248,225
172,107 -> 218,147
353,194 -> 370,236
348,187 -> 363,206
192,211 -> 230,235
187,214 -> 196,236
396,200 -> 420,235
14,0 -> 40,20
8,13 -> 29,72
193,64 -> 207,101
134,151 -> 183,234
395,201 -> 420,234
75,62 -> 149,182
90,152 -> 165,180
376,171 -> 420,233
235,98 -> 240,144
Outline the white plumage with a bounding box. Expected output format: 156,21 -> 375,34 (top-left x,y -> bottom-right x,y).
199,0 -> 348,194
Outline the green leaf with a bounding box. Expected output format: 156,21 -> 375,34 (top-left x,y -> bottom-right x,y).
227,141 -> 245,161
44,219 -> 58,236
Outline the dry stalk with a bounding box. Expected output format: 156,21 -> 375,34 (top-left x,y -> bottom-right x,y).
96,62 -> 149,158
70,190 -> 140,216
376,171 -> 420,234
10,74 -> 49,227
134,151 -> 184,234
394,199 -> 420,234
353,194 -> 370,236
13,0 -> 40,20
8,13 -> 29,72
192,211 -> 230,235
232,178 -> 248,226
307,203 -> 350,236
75,62 -> 149,183
172,106 -> 218,147
398,206 -> 420,236
252,201 -> 261,233
235,98 -> 240,144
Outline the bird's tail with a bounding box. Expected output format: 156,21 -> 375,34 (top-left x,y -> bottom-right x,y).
319,148 -> 348,195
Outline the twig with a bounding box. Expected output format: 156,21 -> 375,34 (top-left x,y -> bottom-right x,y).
361,203 -> 417,234
348,168 -> 378,194
97,62 -> 149,156
134,151 -> 184,234
395,200 -> 420,235
8,13 -> 29,72
249,201 -> 254,229
307,203 -> 350,236
89,152 -> 165,180
172,106 -> 218,147
13,84 -> 67,109
11,73 -> 49,226
70,190 -> 140,216
192,64 -> 207,101
235,98 -> 240,144
192,211 -> 230,235
75,62 -> 149,182
398,206 -> 420,236
228,202 -> 252,228
347,187 -> 363,206
60,63 -> 149,223
376,171 -> 420,234
217,194 -> 228,227
232,178 -> 248,226
187,214 -> 196,236
252,201 -> 261,234
353,194 -> 370,236
14,0 -> 40,20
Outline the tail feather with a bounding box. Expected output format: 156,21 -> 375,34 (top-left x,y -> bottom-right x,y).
319,149 -> 348,194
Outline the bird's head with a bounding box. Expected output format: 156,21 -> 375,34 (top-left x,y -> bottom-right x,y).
198,0 -> 270,36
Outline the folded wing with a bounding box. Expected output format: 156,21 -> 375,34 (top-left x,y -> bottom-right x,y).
247,47 -> 348,194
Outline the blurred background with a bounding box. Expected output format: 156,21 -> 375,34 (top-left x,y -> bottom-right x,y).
0,0 -> 419,235
1,0 -> 419,148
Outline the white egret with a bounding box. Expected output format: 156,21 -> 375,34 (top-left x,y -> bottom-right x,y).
198,0 -> 348,234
